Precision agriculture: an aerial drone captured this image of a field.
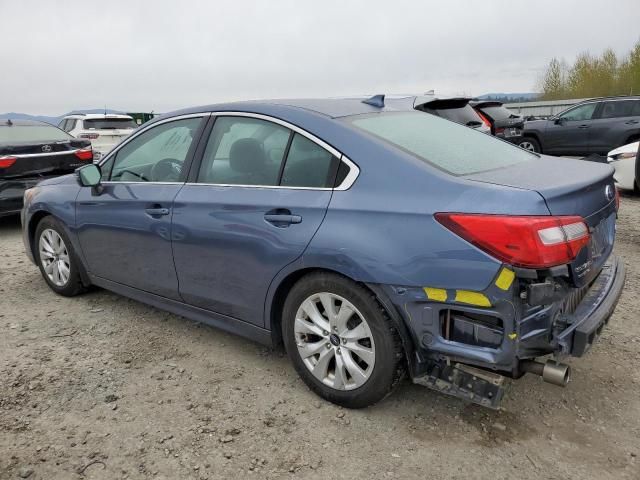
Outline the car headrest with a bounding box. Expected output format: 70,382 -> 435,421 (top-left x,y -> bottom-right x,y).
229,138 -> 266,173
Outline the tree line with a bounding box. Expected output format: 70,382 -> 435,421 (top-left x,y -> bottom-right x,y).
540,39 -> 640,100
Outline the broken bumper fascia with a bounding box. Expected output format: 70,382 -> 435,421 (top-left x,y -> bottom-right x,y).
555,255 -> 625,357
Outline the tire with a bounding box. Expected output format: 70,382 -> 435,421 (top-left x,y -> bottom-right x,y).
282,272 -> 405,408
34,216 -> 86,297
518,137 -> 541,153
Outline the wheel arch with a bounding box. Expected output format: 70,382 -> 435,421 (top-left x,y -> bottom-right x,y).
267,266 -> 416,376
521,132 -> 543,152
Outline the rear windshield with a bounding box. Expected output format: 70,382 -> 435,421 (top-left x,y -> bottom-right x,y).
348,111 -> 535,175
480,106 -> 520,121
0,125 -> 71,144
420,100 -> 483,127
83,118 -> 137,130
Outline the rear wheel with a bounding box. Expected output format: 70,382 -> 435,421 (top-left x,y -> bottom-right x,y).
35,216 -> 86,297
282,272 -> 405,408
518,137 -> 541,153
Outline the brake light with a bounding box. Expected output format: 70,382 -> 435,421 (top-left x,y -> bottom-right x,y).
0,156 -> 17,168
74,147 -> 93,161
435,213 -> 591,269
476,111 -> 492,129
494,127 -> 505,135
79,133 -> 99,139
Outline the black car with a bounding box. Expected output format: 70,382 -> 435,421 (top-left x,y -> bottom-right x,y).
0,119 -> 93,216
470,100 -> 524,144
518,96 -> 640,154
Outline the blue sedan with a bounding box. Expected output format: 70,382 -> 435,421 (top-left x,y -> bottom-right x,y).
21,97 -> 625,408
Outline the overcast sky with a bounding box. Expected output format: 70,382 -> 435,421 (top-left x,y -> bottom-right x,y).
2,0 -> 639,115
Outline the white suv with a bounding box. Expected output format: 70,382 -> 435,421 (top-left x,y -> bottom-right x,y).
59,114 -> 137,161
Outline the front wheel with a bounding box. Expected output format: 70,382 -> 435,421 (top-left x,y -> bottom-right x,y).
35,216 -> 86,297
282,272 -> 405,408
518,137 -> 541,153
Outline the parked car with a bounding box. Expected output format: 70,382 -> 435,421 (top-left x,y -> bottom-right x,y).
59,113 -> 137,161
412,96 -> 491,134
0,119 -> 92,217
470,100 -> 524,144
22,98 -> 624,409
607,140 -> 639,192
518,96 -> 640,154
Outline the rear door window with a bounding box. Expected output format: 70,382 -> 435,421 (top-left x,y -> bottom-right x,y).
280,134 -> 336,188
479,106 -> 519,121
599,100 -> 639,119
197,116 -> 290,186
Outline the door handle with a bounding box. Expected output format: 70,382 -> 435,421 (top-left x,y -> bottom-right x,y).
625,120 -> 639,125
578,124 -> 590,129
264,208 -> 302,227
264,214 -> 302,224
145,207 -> 170,216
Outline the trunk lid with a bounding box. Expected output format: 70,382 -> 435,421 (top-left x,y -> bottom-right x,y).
465,155 -> 617,286
0,139 -> 92,179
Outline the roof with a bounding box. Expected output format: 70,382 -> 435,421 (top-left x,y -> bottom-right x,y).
0,119 -> 54,127
163,94 -> 471,121
63,113 -> 134,120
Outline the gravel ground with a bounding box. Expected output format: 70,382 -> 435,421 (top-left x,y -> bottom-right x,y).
1,195 -> 639,480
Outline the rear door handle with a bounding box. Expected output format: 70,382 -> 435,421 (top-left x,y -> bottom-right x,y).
145,207 -> 170,216
264,213 -> 302,226
625,120 -> 639,125
578,124 -> 590,129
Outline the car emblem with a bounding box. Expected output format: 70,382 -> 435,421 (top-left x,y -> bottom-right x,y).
605,184 -> 614,202
41,145 -> 52,153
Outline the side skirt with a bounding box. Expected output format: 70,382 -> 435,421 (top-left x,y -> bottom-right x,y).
90,275 -> 272,346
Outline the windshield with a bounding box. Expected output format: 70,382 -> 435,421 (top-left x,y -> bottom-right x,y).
83,118 -> 137,130
348,111 -> 536,175
0,125 -> 71,144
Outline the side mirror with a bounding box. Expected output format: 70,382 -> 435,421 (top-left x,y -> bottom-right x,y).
554,117 -> 565,125
76,164 -> 103,194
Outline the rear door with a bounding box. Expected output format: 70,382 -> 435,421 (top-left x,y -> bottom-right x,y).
544,102 -> 599,155
172,114 -> 340,326
588,99 -> 640,154
76,115 -> 207,299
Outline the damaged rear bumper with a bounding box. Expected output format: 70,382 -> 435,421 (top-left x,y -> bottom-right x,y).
556,255 -> 625,357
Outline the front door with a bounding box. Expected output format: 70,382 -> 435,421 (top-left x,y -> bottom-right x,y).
76,116 -> 206,299
544,102 -> 599,155
172,114 -> 339,326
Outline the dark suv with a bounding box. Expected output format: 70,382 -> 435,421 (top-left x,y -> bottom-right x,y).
518,96 -> 640,155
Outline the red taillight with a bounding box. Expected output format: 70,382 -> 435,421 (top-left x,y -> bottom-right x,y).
74,147 -> 93,161
0,156 -> 17,168
79,133 -> 99,140
435,213 -> 591,269
494,127 -> 505,135
476,111 -> 492,129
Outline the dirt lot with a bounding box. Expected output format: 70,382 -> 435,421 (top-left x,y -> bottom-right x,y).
1,196 -> 639,480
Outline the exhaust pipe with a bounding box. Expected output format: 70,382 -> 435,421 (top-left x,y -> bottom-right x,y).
521,360 -> 571,387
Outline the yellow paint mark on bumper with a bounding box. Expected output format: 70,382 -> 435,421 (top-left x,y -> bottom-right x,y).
454,290 -> 491,307
495,268 -> 515,291
424,287 -> 447,302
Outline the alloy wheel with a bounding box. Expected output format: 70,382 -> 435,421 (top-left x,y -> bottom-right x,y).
294,292 -> 375,391
39,229 -> 71,287
519,141 -> 536,151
